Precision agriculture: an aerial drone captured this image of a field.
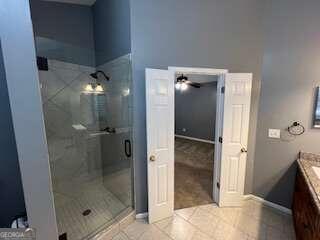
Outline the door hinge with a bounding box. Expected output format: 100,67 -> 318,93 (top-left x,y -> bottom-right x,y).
217,182 -> 220,189
221,86 -> 225,94
219,137 -> 223,143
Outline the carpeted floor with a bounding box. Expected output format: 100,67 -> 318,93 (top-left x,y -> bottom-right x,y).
174,137 -> 214,210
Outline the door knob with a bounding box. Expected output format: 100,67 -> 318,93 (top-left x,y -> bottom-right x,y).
149,155 -> 156,161
241,147 -> 247,153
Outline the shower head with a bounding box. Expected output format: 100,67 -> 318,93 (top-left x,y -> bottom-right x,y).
90,70 -> 110,81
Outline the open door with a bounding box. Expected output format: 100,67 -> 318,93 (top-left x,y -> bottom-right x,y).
146,68 -> 174,223
219,73 -> 252,207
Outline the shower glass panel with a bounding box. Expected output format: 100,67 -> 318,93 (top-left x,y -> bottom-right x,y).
30,1 -> 133,239
37,41 -> 133,240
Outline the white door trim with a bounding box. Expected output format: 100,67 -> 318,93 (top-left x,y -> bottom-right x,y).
169,67 -> 228,75
168,66 -> 228,205
213,76 -> 225,202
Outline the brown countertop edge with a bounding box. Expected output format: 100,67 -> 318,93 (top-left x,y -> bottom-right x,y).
298,152 -> 320,215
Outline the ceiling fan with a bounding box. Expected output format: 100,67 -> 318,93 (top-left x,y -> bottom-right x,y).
175,74 -> 201,90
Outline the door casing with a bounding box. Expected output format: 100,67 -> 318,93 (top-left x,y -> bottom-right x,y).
168,67 -> 228,205
147,67 -> 253,223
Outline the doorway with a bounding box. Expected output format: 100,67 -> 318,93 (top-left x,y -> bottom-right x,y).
174,74 -> 218,210
146,67 -> 252,223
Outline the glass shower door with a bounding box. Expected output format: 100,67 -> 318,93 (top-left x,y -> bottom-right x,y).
37,42 -> 133,239
98,53 -> 134,217
98,55 -> 133,211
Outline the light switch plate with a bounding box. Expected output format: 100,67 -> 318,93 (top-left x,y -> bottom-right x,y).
268,129 -> 281,139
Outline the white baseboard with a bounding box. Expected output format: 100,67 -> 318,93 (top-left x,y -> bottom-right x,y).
135,195 -> 291,221
175,134 -> 215,144
244,194 -> 292,215
135,212 -> 148,219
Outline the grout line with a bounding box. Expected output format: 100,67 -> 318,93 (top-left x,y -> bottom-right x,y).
133,202 -> 293,240
187,207 -> 197,221
120,230 -> 131,240
152,219 -> 175,240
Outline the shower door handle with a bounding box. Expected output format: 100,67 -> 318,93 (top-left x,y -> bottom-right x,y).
124,139 -> 132,157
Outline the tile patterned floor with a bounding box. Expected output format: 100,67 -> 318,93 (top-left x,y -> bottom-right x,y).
110,199 -> 296,240
54,175 -> 130,240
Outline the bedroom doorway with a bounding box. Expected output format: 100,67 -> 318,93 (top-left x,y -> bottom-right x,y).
146,67 -> 252,223
174,74 -> 218,210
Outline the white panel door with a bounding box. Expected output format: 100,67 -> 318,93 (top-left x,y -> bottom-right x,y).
146,68 -> 174,223
219,73 -> 252,206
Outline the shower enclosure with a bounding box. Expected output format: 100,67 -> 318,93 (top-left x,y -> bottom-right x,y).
29,0 -> 134,239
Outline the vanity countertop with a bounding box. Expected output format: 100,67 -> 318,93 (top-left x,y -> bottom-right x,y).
298,152 -> 320,214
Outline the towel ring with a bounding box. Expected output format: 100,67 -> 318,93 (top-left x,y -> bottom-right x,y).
287,121 -> 305,135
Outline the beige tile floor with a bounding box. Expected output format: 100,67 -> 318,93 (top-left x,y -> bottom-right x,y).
110,199 -> 296,240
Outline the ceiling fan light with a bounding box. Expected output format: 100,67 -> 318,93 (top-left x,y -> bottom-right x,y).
175,82 -> 181,90
181,82 -> 188,91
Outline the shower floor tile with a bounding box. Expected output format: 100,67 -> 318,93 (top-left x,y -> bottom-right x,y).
103,168 -> 132,206
54,176 -> 129,240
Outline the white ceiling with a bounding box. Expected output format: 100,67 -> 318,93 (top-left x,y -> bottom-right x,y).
42,0 -> 96,6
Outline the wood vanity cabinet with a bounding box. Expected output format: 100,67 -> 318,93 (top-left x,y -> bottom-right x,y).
293,168 -> 320,240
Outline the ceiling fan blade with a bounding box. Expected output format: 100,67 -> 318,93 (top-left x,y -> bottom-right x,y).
187,81 -> 201,88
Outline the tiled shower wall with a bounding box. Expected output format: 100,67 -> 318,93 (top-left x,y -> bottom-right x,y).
38,60 -> 103,193
38,56 -> 133,239
38,54 -> 133,206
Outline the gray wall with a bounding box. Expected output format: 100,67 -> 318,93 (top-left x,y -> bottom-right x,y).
175,80 -> 217,141
253,0 -> 320,208
1,0 -> 59,237
130,0 -> 265,213
93,0 -> 131,65
30,0 -> 95,66
0,42 -> 26,227
30,0 -> 131,66
6,0 -> 313,220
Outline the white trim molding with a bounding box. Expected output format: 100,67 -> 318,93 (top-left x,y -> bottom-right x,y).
136,194 -> 291,222
168,66 -> 228,76
243,194 -> 292,215
135,212 -> 148,219
135,194 -> 292,222
175,134 -> 215,144
168,66 -> 226,207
